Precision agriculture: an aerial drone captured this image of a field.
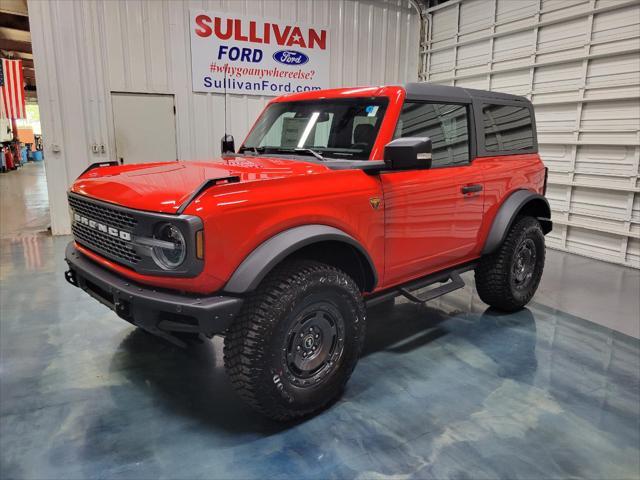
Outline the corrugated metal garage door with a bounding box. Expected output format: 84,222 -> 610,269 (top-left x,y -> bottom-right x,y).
420,0 -> 639,268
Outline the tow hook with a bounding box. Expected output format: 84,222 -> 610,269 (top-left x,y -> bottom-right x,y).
64,269 -> 78,287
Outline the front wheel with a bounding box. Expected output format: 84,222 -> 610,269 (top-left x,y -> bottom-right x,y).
475,216 -> 545,312
224,259 -> 366,421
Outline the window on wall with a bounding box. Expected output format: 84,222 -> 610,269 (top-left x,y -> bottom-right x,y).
394,102 -> 470,167
483,104 -> 535,153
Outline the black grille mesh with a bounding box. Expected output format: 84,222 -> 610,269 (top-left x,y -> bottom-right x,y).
72,224 -> 141,265
68,195 -> 137,230
69,195 -> 140,266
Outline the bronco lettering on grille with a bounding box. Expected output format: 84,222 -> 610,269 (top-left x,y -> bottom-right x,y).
73,213 -> 132,241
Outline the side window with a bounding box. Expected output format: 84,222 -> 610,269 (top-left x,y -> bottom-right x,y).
483,104 -> 534,153
394,102 -> 470,167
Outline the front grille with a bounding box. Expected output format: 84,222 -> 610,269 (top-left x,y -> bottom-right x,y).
68,195 -> 137,231
68,192 -> 203,277
72,223 -> 141,265
69,194 -> 140,266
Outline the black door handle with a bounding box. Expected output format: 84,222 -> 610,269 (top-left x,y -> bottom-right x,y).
461,184 -> 483,194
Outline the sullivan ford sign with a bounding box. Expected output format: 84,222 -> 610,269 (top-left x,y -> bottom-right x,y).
189,11 -> 330,96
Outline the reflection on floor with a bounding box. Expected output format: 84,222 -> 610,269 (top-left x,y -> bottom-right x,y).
0,162 -> 50,238
537,250 -> 640,338
1,234 -> 638,479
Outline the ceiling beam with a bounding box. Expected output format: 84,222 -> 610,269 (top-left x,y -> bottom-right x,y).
0,38 -> 31,54
0,49 -> 31,60
0,1 -> 28,17
0,12 -> 29,31
0,27 -> 30,43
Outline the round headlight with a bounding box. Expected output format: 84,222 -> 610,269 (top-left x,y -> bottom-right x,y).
151,223 -> 186,270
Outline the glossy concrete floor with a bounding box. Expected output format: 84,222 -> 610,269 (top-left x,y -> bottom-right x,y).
0,162 -> 50,238
1,166 -> 639,479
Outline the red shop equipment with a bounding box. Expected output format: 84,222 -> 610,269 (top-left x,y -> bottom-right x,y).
4,145 -> 15,170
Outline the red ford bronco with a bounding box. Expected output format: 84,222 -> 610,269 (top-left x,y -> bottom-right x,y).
65,83 -> 551,420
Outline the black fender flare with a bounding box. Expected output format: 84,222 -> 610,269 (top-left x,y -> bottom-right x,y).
223,225 -> 378,294
482,190 -> 552,255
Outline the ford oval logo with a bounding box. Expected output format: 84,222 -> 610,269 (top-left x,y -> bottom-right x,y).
272,50 -> 309,66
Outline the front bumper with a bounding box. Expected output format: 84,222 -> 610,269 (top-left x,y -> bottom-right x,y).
64,242 -> 243,344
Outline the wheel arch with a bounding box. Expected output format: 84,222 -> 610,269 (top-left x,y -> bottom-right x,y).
223,225 -> 378,294
482,190 -> 552,255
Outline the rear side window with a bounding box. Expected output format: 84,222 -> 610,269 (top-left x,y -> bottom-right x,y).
394,102 -> 470,167
483,104 -> 535,153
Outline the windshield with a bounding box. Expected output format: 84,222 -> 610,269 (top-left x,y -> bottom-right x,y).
240,98 -> 389,160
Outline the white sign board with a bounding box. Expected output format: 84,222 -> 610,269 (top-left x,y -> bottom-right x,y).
190,11 -> 330,96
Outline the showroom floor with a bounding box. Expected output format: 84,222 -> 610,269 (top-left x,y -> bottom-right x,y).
0,162 -> 50,239
1,165 -> 639,479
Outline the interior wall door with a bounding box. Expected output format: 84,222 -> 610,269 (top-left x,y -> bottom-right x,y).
111,93 -> 177,164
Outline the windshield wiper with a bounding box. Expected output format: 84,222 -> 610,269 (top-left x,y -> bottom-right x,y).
238,146 -> 265,155
294,148 -> 326,162
241,146 -> 327,162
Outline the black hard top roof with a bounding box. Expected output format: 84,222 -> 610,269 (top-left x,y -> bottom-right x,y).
404,82 -> 531,105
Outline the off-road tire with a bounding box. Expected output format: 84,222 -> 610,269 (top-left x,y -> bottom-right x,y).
223,259 -> 366,421
475,216 -> 545,312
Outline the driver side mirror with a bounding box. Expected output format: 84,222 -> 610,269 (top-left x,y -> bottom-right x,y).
383,137 -> 432,170
221,134 -> 235,154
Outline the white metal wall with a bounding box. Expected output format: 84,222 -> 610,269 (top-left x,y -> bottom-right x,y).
28,0 -> 420,235
420,0 -> 640,268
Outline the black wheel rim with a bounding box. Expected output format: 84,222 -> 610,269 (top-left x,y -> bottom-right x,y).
511,238 -> 537,290
283,301 -> 345,388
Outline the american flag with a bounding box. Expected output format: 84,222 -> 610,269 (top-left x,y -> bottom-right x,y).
0,58 -> 26,119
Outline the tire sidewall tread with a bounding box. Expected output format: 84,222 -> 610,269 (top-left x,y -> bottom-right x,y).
224,259 -> 365,421
475,216 -> 545,312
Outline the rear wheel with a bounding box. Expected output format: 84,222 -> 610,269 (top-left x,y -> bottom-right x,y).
475,216 -> 545,312
224,259 -> 366,421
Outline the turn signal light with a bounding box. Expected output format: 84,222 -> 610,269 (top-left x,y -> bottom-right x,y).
196,230 -> 205,259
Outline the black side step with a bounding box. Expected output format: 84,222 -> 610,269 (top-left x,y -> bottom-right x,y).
365,262 -> 476,307
398,271 -> 465,304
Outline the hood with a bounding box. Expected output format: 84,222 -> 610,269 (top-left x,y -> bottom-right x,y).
71,156 -> 330,213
